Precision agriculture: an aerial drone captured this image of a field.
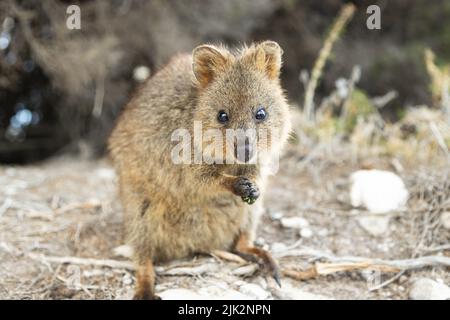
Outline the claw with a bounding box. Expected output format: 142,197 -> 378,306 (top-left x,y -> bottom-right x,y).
264,258 -> 282,288
272,268 -> 282,288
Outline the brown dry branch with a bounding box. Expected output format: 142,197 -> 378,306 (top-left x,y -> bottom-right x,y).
231,264 -> 259,276
23,199 -> 102,221
211,250 -> 247,264
161,263 -> 220,276
53,199 -> 102,215
28,253 -> 234,277
278,249 -> 450,281
303,3 -> 356,121
28,253 -> 135,271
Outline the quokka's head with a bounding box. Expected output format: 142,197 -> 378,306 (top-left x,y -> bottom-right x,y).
191,41 -> 292,165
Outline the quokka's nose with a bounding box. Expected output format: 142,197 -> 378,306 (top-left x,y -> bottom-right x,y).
234,137 -> 255,163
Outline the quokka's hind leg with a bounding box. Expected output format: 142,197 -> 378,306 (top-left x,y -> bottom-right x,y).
133,259 -> 160,300
233,232 -> 281,287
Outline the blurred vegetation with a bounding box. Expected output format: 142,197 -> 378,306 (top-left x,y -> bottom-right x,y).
0,0 -> 449,163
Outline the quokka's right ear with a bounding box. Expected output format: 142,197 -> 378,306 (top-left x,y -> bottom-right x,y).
248,41 -> 283,80
192,45 -> 232,88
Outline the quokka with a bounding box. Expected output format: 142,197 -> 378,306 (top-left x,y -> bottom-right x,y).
109,41 -> 292,299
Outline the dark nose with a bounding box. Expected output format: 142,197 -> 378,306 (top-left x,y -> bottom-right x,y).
234,137 -> 255,163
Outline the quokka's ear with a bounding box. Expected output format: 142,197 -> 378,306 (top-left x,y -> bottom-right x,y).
246,41 -> 283,80
192,45 -> 231,88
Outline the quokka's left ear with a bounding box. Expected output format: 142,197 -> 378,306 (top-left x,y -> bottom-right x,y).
192,44 -> 233,88
246,41 -> 283,80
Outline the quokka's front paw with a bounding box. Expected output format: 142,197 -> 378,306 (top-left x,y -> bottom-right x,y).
233,176 -> 260,204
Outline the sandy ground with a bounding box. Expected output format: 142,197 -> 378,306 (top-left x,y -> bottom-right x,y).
0,145 -> 448,300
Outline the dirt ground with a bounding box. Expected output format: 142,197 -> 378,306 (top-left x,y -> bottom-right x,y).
0,143 -> 449,300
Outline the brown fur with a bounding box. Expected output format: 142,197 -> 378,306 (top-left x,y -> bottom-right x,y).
108,41 -> 291,299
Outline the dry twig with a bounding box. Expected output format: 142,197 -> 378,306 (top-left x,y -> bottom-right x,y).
303,4 -> 356,120
278,248 -> 450,281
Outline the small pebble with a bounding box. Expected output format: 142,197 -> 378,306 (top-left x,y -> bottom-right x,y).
133,65 -> 150,82
269,211 -> 283,220
441,212 -> 450,230
96,168 -> 116,179
357,216 -> 390,236
280,216 -> 309,229
113,245 -> 134,258
409,278 -> 450,300
271,242 -> 287,253
299,227 -> 313,238
255,237 -> 266,246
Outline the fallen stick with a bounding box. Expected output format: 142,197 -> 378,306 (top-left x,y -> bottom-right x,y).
278,248 -> 450,280
28,253 -> 135,270
282,261 -> 399,281
54,199 -> 102,214
159,263 -> 219,276
29,253 -> 225,276
302,3 -> 356,120
276,248 -> 450,269
211,250 -> 246,264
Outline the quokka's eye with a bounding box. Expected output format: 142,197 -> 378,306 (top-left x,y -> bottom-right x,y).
217,110 -> 229,123
255,107 -> 267,121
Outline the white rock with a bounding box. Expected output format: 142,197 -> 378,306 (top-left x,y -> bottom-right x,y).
269,211 -> 283,220
299,227 -> 313,238
317,228 -> 328,237
133,65 -> 150,82
357,216 -> 390,236
255,237 -> 266,246
409,278 -> 450,300
238,283 -> 270,300
159,288 -> 204,300
281,217 -> 309,229
441,212 -> 450,230
113,245 -> 134,258
350,170 -> 409,214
